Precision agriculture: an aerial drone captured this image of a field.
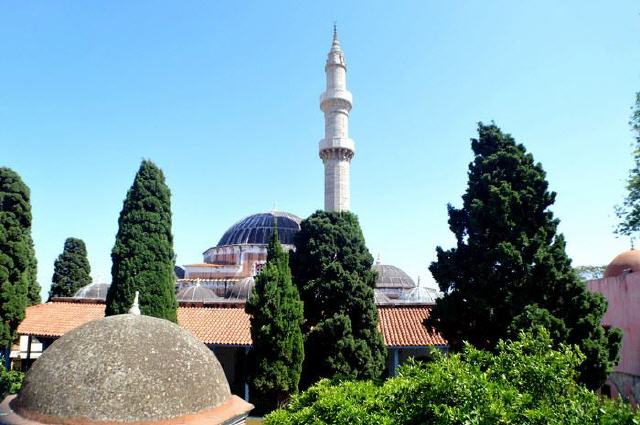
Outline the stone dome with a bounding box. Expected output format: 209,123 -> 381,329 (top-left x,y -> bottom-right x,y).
218,211 -> 301,246
604,250 -> 640,278
4,314 -> 252,424
73,282 -> 110,300
373,264 -> 417,290
177,284 -> 220,302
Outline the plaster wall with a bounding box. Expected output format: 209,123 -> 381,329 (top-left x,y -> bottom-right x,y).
587,273 -> 640,376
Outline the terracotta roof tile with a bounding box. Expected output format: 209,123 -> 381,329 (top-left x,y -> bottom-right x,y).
17,303 -> 105,338
178,307 -> 251,346
377,305 -> 447,347
18,302 -> 446,348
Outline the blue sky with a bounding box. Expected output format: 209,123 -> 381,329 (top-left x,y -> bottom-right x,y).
1,1 -> 639,297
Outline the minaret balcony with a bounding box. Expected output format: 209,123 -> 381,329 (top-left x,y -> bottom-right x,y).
319,137 -> 355,153
319,89 -> 352,108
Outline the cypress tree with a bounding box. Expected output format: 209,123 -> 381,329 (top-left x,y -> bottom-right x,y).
48,237 -> 92,300
290,210 -> 386,387
427,123 -> 622,389
105,160 -> 177,322
245,226 -> 304,410
0,168 -> 35,350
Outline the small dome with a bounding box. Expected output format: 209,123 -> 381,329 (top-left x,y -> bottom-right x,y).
218,211 -> 301,246
177,284 -> 220,302
373,264 -> 417,290
6,314 -> 252,424
229,277 -> 255,300
73,282 -> 110,300
604,250 -> 640,278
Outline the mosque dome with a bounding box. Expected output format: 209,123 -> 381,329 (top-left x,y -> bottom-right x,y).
217,211 -> 301,246
604,250 -> 640,278
73,282 -> 110,300
373,264 -> 417,290
3,314 -> 252,424
229,277 -> 255,300
177,284 -> 220,303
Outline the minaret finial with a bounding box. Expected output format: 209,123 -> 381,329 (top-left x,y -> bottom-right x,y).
128,291 -> 141,315
333,22 -> 337,41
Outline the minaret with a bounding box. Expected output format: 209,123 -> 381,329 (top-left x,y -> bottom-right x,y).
319,25 -> 355,212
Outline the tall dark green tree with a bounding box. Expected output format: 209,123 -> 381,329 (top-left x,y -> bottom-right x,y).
616,92 -> 640,239
246,226 -> 304,410
290,211 -> 385,387
0,168 -> 35,352
48,237 -> 92,300
427,123 -> 621,389
105,160 -> 177,322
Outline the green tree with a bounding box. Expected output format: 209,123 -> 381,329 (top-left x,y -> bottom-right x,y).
290,210 -> 385,387
0,168 -> 36,354
245,226 -> 304,411
574,265 -> 607,281
105,160 -> 177,322
48,237 -> 92,300
616,92 -> 640,239
426,123 -> 621,389
265,329 -> 640,425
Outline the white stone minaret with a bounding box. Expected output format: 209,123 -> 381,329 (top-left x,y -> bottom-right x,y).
319,25 -> 355,212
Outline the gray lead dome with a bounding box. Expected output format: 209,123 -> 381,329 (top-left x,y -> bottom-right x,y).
217,211 -> 301,246
374,264 -> 417,290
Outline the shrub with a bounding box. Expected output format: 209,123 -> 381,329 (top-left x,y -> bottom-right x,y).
265,328 -> 639,425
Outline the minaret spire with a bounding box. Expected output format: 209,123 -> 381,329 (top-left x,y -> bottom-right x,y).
319,26 -> 354,212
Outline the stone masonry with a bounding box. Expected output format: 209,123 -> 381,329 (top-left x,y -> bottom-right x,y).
319,26 -> 355,212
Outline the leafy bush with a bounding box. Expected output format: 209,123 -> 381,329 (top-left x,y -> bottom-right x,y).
0,365 -> 23,398
265,329 -> 639,425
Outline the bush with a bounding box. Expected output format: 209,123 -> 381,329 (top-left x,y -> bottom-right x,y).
0,365 -> 23,398
265,328 -> 639,425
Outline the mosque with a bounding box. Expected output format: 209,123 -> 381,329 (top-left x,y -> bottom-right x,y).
172,27 -> 438,305
13,29 -> 446,401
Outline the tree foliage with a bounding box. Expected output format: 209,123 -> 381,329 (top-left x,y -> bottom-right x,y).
616,92 -> 640,239
246,226 -> 304,411
265,329 -> 640,425
48,237 -> 92,299
105,160 -> 177,322
426,123 -> 621,389
290,210 -> 386,387
0,365 -> 23,398
0,168 -> 38,348
574,265 -> 607,281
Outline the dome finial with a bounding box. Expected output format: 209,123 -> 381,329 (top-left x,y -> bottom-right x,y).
376,254 -> 381,265
128,291 -> 141,315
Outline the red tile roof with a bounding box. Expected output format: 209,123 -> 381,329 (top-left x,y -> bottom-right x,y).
18,303 -> 105,338
377,305 -> 447,347
17,302 -> 446,348
178,307 -> 251,346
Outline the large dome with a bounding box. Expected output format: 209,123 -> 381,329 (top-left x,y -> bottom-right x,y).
604,250 -> 640,278
217,211 -> 301,246
6,314 -> 252,424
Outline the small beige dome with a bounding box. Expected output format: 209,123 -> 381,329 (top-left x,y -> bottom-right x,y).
604,250 -> 640,278
3,314 -> 252,424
